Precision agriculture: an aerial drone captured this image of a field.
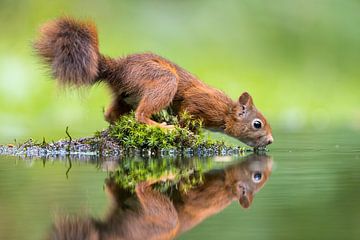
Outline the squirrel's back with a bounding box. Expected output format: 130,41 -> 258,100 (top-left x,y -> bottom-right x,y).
33,18 -> 182,89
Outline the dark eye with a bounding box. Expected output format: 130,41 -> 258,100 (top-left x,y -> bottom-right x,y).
252,119 -> 262,129
252,172 -> 262,183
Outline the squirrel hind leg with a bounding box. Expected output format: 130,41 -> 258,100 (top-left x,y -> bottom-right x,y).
135,76 -> 178,128
104,96 -> 133,124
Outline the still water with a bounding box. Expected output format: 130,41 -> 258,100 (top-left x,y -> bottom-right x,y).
0,131 -> 359,240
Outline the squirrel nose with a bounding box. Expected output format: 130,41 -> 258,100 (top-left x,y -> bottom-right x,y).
267,135 -> 274,145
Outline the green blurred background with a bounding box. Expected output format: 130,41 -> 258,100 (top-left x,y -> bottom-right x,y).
1,2 -> 360,239
0,0 -> 359,143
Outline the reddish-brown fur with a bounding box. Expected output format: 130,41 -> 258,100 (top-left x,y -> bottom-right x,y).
46,154 -> 272,240
34,17 -> 273,147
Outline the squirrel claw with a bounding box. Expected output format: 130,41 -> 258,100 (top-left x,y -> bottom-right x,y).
163,125 -> 175,131
158,122 -> 175,130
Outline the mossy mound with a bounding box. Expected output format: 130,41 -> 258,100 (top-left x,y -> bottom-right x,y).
0,111 -> 251,158
107,111 -> 229,150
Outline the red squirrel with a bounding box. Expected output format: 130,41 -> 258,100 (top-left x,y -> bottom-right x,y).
47,154 -> 272,240
34,17 -> 273,148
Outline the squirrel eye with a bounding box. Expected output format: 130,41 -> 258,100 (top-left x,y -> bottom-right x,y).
252,119 -> 262,129
252,172 -> 262,183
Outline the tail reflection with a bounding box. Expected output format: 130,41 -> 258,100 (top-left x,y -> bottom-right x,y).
48,154 -> 273,240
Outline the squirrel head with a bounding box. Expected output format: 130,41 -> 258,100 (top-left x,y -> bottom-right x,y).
225,92 -> 273,148
225,154 -> 273,208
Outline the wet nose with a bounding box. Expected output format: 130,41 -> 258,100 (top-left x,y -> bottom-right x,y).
267,135 -> 274,145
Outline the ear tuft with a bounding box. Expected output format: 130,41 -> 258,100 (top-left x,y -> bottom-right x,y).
239,92 -> 253,107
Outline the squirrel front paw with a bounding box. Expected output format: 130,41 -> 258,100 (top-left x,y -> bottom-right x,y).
159,122 -> 175,130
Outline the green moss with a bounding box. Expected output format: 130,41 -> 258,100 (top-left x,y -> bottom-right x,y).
1,110 -> 252,158
109,111 -> 228,150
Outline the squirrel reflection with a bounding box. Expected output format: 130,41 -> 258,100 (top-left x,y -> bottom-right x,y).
48,154 -> 273,240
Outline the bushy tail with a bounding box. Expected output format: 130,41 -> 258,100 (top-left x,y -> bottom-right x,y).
46,215 -> 99,240
34,17 -> 101,86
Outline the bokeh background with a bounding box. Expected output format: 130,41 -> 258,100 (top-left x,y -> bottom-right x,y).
0,0 -> 359,144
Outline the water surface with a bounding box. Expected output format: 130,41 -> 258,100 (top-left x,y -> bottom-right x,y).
0,131 -> 359,240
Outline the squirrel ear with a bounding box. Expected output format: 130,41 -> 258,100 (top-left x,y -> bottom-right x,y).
239,92 -> 253,108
